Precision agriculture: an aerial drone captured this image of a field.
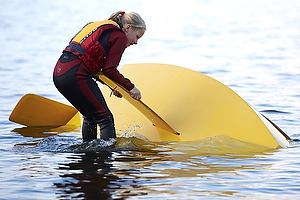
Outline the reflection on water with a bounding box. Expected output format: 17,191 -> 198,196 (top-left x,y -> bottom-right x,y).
55,152 -> 115,199
49,136 -> 299,199
11,125 -> 80,138
13,135 -> 286,199
6,128 -> 300,199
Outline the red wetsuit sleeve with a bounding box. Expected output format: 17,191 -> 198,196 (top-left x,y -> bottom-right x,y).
101,30 -> 134,90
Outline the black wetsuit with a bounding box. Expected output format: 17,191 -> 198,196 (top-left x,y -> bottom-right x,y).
53,22 -> 134,141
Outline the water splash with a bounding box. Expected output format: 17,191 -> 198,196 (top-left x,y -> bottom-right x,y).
12,134 -> 285,156
13,136 -> 115,153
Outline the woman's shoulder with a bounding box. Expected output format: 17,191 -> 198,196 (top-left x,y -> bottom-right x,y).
110,29 -> 126,38
109,29 -> 127,44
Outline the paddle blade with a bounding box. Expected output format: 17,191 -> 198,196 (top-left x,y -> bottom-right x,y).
9,94 -> 79,127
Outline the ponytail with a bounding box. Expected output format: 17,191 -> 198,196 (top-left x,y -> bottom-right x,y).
108,11 -> 146,30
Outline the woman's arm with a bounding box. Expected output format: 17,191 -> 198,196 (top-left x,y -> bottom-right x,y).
101,30 -> 134,91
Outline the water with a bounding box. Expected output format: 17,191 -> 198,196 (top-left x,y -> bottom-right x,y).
1,0 -> 300,199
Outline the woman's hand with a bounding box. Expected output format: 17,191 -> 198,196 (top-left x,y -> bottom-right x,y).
130,86 -> 141,100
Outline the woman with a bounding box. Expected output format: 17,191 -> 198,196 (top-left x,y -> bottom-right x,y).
53,11 -> 146,141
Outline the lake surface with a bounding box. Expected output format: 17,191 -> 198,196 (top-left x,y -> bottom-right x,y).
1,0 -> 300,199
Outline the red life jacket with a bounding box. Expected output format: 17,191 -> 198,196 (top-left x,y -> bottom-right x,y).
64,20 -> 122,74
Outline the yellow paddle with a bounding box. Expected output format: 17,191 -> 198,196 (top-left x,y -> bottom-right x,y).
96,72 -> 180,136
9,94 -> 81,127
96,72 -> 180,135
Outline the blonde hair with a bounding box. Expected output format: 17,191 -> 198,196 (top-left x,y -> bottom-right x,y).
108,11 -> 146,30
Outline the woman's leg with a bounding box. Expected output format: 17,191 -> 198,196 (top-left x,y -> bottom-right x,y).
53,52 -> 116,141
82,116 -> 97,141
96,113 -> 116,140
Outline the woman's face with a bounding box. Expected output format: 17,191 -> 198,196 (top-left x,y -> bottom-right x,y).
123,24 -> 145,48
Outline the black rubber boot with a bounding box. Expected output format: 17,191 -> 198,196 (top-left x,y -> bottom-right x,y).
96,114 -> 116,140
82,117 -> 97,141
99,123 -> 116,140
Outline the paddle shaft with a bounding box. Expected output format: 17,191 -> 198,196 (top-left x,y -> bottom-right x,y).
96,72 -> 180,135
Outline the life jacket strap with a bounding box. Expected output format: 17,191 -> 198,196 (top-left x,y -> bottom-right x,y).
65,43 -> 86,55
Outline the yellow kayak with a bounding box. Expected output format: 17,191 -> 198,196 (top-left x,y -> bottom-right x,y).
99,63 -> 290,148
